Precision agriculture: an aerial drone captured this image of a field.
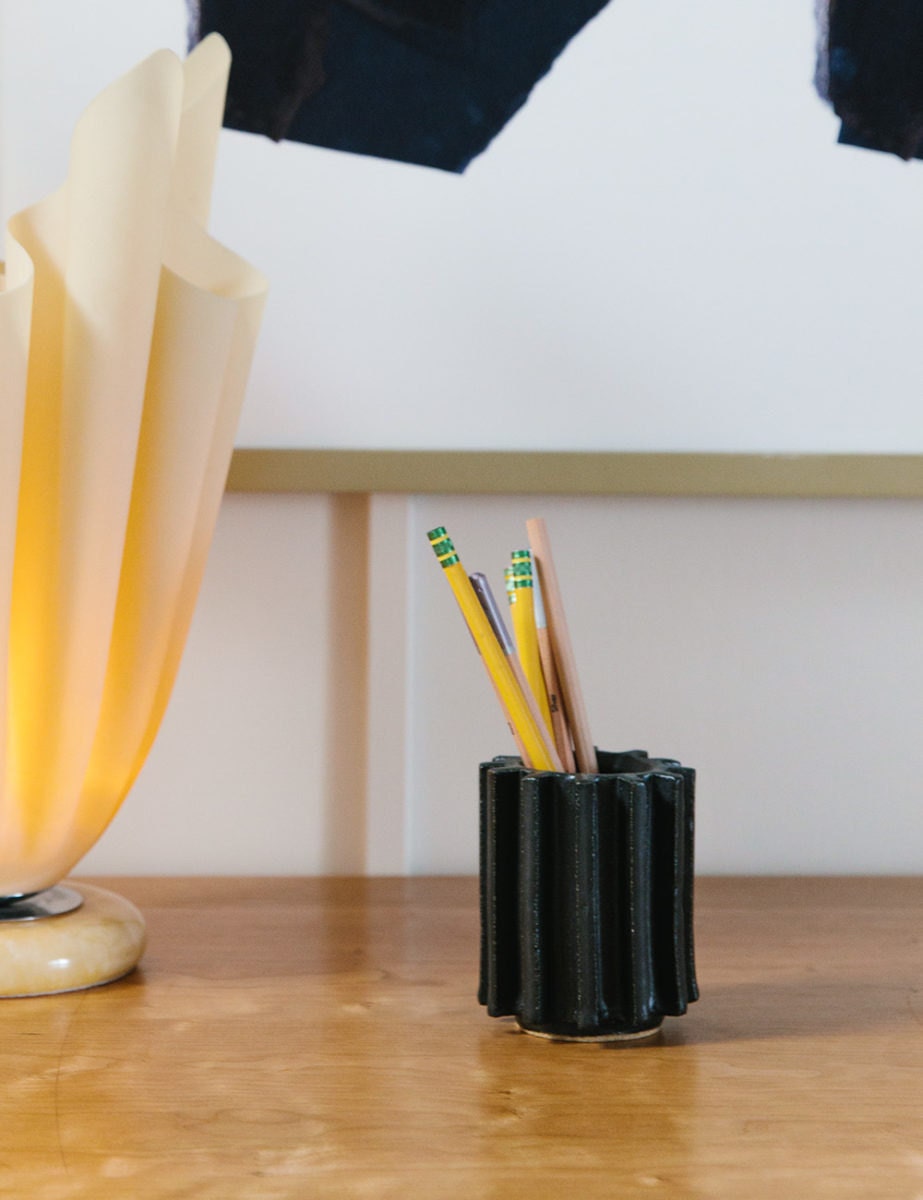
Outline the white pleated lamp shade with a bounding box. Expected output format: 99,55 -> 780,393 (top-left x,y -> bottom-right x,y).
0,35 -> 267,897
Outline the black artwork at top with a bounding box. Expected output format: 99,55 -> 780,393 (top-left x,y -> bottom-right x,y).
189,0 -> 612,172
823,0 -> 923,160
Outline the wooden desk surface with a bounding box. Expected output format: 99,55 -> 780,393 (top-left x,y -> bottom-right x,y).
2,876 -> 920,1199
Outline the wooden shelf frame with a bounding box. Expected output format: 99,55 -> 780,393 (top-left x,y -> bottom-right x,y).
227,449 -> 923,497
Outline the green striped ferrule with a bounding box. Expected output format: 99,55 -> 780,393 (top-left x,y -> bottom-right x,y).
510,553 -> 533,580
427,527 -> 459,567
504,566 -> 516,602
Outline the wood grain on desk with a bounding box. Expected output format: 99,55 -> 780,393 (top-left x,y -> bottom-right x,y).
1,876 -> 920,1199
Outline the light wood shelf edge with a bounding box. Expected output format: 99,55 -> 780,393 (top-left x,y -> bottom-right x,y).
226,449 -> 923,498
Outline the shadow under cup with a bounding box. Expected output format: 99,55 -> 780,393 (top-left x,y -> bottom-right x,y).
479,749 -> 698,1041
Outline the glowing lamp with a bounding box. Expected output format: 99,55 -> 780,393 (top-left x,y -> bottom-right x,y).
0,35 -> 267,994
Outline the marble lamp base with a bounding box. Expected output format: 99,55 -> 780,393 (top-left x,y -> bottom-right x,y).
0,883 -> 146,997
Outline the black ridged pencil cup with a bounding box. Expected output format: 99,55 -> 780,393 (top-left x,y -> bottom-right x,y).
479,749 -> 698,1041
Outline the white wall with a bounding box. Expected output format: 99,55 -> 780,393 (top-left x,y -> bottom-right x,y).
6,1 -> 923,453
79,492 -> 922,876
79,495 -> 336,875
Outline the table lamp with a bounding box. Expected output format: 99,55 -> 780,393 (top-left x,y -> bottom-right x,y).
0,35 -> 267,996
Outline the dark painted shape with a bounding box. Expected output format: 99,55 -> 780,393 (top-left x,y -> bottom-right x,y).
826,0 -> 923,160
191,0 -> 613,172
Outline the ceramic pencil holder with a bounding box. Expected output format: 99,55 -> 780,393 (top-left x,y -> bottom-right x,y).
479,749 -> 698,1041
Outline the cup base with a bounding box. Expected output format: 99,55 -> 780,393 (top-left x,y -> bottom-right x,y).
0,882 -> 146,998
517,1020 -> 663,1043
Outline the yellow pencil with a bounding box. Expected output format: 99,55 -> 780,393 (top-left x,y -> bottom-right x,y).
427,527 -> 559,771
469,571 -> 562,772
508,550 -> 553,736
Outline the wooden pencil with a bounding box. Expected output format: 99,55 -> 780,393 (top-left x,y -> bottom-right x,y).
525,517 -> 598,774
532,570 -> 576,772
